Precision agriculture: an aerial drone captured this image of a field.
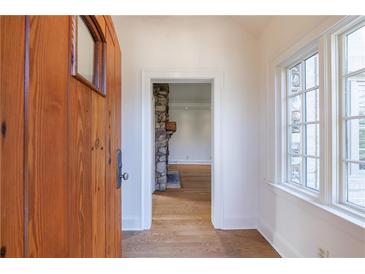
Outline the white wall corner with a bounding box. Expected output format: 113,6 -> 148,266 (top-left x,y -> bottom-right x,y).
257,220 -> 302,258
221,217 -> 257,230
122,216 -> 143,231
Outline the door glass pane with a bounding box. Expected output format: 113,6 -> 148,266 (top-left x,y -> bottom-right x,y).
305,54 -> 319,89
77,16 -> 95,83
289,125 -> 301,154
306,89 -> 319,122
345,72 -> 365,117
306,124 -> 319,157
346,162 -> 365,208
289,156 -> 302,184
289,95 -> 301,124
346,119 -> 365,162
306,157 -> 319,191
289,63 -> 302,94
346,25 -> 365,74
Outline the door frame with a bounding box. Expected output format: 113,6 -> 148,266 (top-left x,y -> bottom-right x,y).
141,70 -> 224,229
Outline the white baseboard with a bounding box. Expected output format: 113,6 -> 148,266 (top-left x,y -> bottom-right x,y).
122,217 -> 143,231
220,217 -> 257,229
168,160 -> 212,165
257,220 -> 302,258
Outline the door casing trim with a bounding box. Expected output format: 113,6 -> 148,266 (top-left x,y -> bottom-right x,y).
141,70 -> 224,229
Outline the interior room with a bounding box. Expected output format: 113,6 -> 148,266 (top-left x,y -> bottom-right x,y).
0,14 -> 364,261
116,15 -> 365,258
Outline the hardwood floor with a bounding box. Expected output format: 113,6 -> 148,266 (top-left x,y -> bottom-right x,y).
122,164 -> 280,258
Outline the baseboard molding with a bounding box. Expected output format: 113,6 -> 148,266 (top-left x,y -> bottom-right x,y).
168,160 -> 212,165
257,220 -> 302,258
122,217 -> 143,231
221,217 -> 257,229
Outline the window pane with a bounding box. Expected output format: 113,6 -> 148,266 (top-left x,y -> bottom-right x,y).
345,72 -> 365,117
306,157 -> 319,191
289,63 -> 303,93
289,95 -> 302,124
289,156 -> 302,184
346,25 -> 365,74
305,54 -> 319,89
289,125 -> 302,154
77,16 -> 95,83
346,162 -> 365,208
306,89 -> 319,122
346,119 -> 365,163
306,124 -> 319,157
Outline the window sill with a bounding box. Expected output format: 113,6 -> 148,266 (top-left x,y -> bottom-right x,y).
264,180 -> 365,235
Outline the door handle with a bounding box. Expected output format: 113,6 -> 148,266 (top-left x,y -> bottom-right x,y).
121,172 -> 129,181
116,149 -> 128,189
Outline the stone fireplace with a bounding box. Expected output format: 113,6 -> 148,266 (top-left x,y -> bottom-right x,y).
154,83 -> 176,191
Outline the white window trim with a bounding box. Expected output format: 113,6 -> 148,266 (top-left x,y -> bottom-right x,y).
330,17 -> 365,217
277,40 -> 322,203
270,15 -> 365,226
285,51 -> 321,194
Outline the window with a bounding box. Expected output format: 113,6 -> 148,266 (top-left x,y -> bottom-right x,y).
339,22 -> 365,209
286,53 -> 320,191
77,16 -> 95,83
71,16 -> 106,95
276,16 -> 365,223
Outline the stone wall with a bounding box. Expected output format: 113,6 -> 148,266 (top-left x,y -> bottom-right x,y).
154,84 -> 169,191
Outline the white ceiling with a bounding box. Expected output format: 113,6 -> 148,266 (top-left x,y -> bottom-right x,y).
231,16 -> 273,38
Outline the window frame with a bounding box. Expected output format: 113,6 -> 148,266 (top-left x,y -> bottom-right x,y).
336,19 -> 365,214
274,16 -> 365,222
280,44 -> 322,201
71,15 -> 106,96
285,52 -> 321,194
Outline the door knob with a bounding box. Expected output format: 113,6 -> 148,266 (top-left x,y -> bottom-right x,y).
121,172 -> 129,181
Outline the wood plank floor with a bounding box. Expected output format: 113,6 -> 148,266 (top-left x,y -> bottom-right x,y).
122,164 -> 280,258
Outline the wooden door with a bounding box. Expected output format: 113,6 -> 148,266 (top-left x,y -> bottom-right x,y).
0,15 -> 121,258
0,16 -> 25,258
105,19 -> 122,258
28,15 -> 71,258
29,16 -> 122,257
67,16 -> 122,258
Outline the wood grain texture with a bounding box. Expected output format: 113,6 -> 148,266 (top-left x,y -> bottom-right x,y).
28,16 -> 70,257
91,92 -> 106,257
95,16 -> 106,37
105,26 -> 116,257
105,24 -> 122,257
68,79 -> 93,257
123,165 -> 280,258
104,16 -> 120,50
0,16 -> 25,258
114,39 -> 122,258
0,15 -> 121,258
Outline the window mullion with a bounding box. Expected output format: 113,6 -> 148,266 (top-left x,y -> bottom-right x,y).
302,61 -> 307,188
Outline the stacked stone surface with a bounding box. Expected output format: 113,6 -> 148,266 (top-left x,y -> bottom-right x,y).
154,84 -> 170,191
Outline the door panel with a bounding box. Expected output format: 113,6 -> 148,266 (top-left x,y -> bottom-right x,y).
0,16 -> 25,258
105,25 -> 122,257
28,16 -> 70,257
0,15 -> 121,258
114,40 -> 122,258
68,79 -> 93,257
91,92 -> 106,257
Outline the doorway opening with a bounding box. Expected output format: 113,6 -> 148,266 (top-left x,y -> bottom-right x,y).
141,71 -> 223,230
152,82 -> 212,230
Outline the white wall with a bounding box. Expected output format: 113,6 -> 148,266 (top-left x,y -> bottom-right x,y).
168,83 -> 211,164
113,16 -> 260,230
258,16 -> 365,257
169,108 -> 211,164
